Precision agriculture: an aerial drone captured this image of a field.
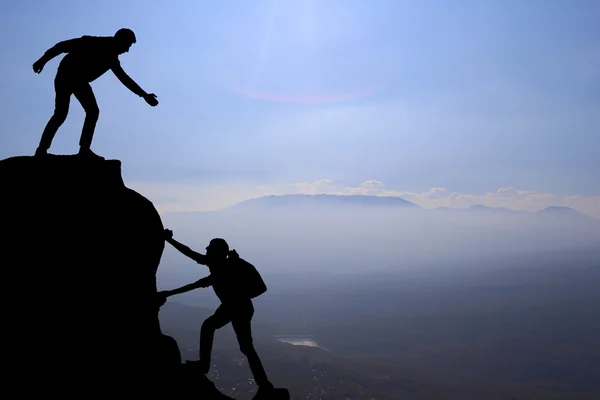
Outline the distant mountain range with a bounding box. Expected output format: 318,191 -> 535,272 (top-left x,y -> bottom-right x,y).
436,203 -> 592,217
161,193 -> 600,277
229,194 -> 420,210
228,194 -> 596,220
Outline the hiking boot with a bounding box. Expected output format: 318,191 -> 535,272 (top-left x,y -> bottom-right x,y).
34,147 -> 49,157
253,385 -> 275,400
77,147 -> 105,160
185,359 -> 210,374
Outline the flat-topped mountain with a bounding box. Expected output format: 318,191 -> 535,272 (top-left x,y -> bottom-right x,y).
229,194 -> 421,210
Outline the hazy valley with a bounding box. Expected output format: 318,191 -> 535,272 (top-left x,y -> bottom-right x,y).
156,194 -> 600,399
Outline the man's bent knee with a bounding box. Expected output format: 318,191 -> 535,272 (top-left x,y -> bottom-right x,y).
201,317 -> 217,331
239,341 -> 256,356
86,107 -> 99,120
52,109 -> 68,123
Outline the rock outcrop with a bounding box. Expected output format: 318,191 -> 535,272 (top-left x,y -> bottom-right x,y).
0,155 -> 231,396
1,154 -> 291,399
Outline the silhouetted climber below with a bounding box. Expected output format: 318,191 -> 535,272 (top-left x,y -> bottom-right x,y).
32,28 -> 158,160
159,229 -> 274,397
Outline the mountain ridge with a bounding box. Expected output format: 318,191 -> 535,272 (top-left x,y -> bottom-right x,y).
228,194 -> 421,210
223,194 -> 595,220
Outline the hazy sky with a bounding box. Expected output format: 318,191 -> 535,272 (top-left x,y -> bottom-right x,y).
1,0 -> 599,216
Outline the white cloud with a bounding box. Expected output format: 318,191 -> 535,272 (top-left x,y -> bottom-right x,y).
426,187 -> 449,199
361,180 -> 385,188
293,178 -> 336,194
496,186 -> 521,199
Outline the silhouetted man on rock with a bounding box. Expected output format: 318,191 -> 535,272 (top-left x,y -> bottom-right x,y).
32,28 -> 158,159
159,229 -> 274,397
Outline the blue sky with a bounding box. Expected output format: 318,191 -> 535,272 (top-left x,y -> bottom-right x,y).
1,0 -> 599,215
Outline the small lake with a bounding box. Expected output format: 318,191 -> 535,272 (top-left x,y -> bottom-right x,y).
276,336 -> 329,350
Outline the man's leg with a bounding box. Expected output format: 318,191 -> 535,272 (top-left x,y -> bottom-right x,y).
198,305 -> 231,374
232,311 -> 273,390
72,83 -> 102,159
36,78 -> 72,156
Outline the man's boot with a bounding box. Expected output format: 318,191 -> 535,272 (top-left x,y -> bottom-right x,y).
34,147 -> 49,157
185,359 -> 210,374
77,147 -> 105,160
253,381 -> 275,399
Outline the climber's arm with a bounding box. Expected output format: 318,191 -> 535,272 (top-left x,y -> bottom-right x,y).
38,38 -> 82,64
112,62 -> 147,97
165,237 -> 208,265
33,37 -> 83,73
162,276 -> 212,297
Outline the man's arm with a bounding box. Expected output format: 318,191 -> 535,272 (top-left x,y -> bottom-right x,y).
165,236 -> 208,265
112,62 -> 159,106
40,38 -> 82,62
33,38 -> 82,73
162,276 -> 212,297
111,62 -> 147,97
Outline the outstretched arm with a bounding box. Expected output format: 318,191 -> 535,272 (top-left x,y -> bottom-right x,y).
33,38 -> 82,73
164,229 -> 208,265
112,62 -> 159,106
112,62 -> 146,97
162,276 -> 212,297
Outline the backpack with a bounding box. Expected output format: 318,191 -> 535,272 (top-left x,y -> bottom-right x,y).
234,258 -> 267,299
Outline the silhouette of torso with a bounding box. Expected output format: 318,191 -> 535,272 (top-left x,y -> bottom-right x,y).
57,36 -> 120,83
207,258 -> 249,306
